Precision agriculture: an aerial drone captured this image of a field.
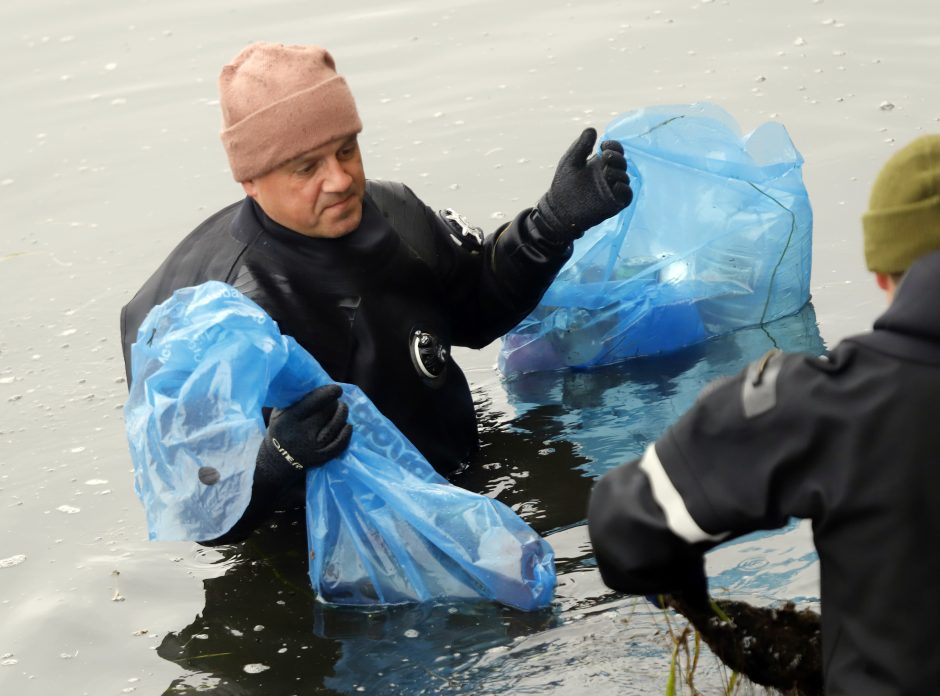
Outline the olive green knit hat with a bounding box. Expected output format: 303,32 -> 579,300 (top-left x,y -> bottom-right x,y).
862,134 -> 940,274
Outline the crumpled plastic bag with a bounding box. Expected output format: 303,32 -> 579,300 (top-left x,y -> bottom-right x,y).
500,102 -> 813,375
124,281 -> 555,611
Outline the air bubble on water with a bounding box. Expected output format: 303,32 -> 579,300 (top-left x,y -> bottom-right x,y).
0,376 -> 13,384
1,657 -> 18,666
85,479 -> 108,486
253,625 -> 265,632
489,211 -> 506,220
403,629 -> 419,638
243,663 -> 269,674
879,101 -> 895,111
793,37 -> 807,47
193,634 -> 208,640
71,446 -> 85,453
104,62 -> 117,71
1,554 -> 27,568
57,505 -> 80,514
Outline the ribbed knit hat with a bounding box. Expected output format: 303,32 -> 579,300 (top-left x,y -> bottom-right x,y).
862,134 -> 940,274
218,42 -> 362,182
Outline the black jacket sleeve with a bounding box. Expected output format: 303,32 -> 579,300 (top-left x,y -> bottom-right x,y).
198,438 -> 304,546
588,450 -> 711,601
587,350 -> 828,597
370,180 -> 572,348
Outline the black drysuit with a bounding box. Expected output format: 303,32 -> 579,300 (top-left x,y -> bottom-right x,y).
588,249 -> 940,695
121,181 -> 571,537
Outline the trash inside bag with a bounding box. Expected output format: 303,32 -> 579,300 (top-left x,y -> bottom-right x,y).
500,102 -> 813,375
124,281 -> 555,611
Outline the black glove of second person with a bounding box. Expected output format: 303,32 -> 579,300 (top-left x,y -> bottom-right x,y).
258,383 -> 352,474
533,127 -> 633,244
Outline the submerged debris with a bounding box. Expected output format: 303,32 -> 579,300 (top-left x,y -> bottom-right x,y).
666,594 -> 823,696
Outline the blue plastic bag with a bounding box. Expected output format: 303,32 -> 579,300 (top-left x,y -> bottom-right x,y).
499,103 -> 813,375
124,281 -> 555,611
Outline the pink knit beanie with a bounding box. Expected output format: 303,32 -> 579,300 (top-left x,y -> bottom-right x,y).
219,42 -> 363,182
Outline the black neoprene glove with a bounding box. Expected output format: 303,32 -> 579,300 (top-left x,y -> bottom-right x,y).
257,384 -> 352,474
533,127 -> 633,244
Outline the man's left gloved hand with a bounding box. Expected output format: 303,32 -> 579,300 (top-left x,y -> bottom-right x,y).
533,127 -> 633,244
260,384 -> 352,473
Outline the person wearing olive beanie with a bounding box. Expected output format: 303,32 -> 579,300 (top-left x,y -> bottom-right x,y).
863,134 -> 940,295
121,41 -> 634,545
588,133 -> 940,696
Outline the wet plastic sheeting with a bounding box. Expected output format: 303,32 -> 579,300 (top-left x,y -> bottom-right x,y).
500,102 -> 813,375
124,281 -> 555,610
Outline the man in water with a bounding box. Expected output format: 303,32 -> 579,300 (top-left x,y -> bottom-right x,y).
588,134 -> 940,694
121,42 -> 632,543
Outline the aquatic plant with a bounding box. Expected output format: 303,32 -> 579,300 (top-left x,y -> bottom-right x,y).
665,594 -> 823,696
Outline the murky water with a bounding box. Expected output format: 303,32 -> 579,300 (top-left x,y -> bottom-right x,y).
2,0 -> 939,694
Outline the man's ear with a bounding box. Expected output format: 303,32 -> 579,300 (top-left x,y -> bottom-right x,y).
241,180 -> 256,198
875,271 -> 898,303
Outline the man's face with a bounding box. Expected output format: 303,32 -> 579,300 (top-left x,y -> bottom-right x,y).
242,134 -> 366,238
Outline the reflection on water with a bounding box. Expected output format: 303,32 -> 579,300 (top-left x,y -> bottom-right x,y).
158,305 -> 825,695
499,301 -> 827,479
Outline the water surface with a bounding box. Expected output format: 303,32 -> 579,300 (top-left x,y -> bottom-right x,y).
2,1 -> 939,693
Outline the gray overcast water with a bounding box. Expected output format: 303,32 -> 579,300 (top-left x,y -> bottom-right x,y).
2,1 -> 939,694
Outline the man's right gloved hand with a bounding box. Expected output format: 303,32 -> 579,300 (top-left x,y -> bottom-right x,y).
258,383 -> 352,474
532,127 -> 633,245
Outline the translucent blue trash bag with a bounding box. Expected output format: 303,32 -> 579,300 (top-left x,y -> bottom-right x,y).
124,281 -> 555,611
499,102 -> 813,375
